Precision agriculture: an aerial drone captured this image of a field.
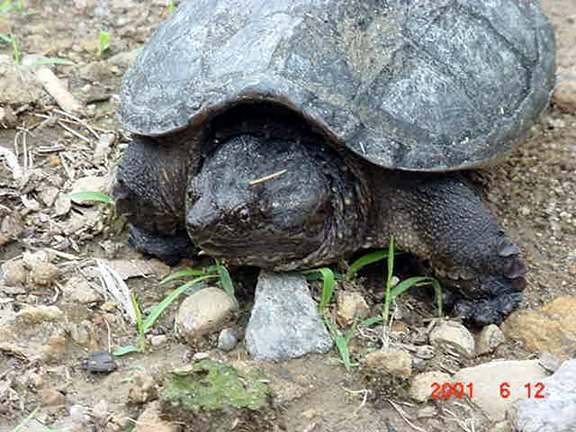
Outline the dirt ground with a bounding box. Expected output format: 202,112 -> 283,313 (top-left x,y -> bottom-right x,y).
0,1 -> 575,432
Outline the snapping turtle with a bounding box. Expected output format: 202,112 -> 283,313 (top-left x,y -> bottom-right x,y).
114,0 -> 555,325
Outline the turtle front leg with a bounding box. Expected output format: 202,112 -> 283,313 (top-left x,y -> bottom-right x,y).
113,135 -> 195,264
375,174 -> 526,325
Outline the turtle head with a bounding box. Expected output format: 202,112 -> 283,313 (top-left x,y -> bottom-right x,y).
186,131 -> 366,269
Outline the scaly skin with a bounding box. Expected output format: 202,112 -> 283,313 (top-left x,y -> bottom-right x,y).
367,172 -> 526,325
114,112 -> 526,325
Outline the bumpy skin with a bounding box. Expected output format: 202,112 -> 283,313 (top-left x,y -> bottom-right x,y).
368,173 -> 526,325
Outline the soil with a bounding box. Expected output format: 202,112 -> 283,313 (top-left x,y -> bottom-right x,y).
0,1 -> 575,432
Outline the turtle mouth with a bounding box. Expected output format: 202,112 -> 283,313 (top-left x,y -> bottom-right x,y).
186,200 -> 329,268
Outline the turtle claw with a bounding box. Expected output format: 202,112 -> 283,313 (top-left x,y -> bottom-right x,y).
453,291 -> 523,326
128,226 -> 194,265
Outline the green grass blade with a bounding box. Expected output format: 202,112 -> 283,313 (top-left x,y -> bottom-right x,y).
160,268 -> 212,285
10,33 -> 19,64
12,407 -> 39,432
388,276 -> 444,317
113,345 -> 142,357
324,319 -> 354,371
0,32 -> 11,43
389,276 -> 434,299
428,278 -> 444,317
217,264 -> 235,299
131,292 -> 145,350
305,267 -> 336,314
360,316 -> 384,327
346,250 -> 389,280
68,191 -> 113,204
382,237 -> 396,322
142,275 -> 217,331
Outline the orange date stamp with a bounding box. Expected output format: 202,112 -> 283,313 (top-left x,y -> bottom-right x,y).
431,382 -> 546,400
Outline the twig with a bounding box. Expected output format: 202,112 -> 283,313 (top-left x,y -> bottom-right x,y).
57,120 -> 91,143
248,169 -> 287,186
387,399 -> 427,432
95,259 -> 137,324
35,67 -> 83,114
54,109 -> 100,139
103,317 -> 112,352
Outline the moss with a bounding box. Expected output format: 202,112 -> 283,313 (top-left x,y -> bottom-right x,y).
161,359 -> 270,412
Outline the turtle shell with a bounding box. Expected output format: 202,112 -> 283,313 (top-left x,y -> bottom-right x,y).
118,0 -> 555,171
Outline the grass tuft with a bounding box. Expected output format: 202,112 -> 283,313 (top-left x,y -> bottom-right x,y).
114,260 -> 236,357
0,0 -> 24,14
382,236 -> 443,323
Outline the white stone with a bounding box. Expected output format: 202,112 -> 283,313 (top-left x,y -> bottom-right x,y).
477,324 -> 506,355
510,359 -> 576,432
175,287 -> 237,342
429,320 -> 475,358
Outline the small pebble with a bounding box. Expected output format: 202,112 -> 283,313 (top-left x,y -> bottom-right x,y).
2,260 -> 27,286
364,349 -> 413,378
217,328 -> 239,352
336,291 -> 370,326
29,262 -> 60,287
128,372 -> 157,404
81,351 -> 118,373
17,305 -> 63,324
410,371 -> 452,402
538,352 -> 562,373
429,321 -> 476,358
38,388 -> 67,406
477,324 -> 506,355
175,287 -> 238,342
150,335 -> 168,347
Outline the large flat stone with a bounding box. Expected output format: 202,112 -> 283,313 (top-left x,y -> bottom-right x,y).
453,360 -> 548,422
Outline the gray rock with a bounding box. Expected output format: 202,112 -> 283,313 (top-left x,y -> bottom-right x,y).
246,272 -> 332,361
510,360 -> 576,432
217,328 -> 239,352
454,360 -> 548,422
539,352 -> 562,373
1,260 -> 27,286
0,63 -> 43,105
